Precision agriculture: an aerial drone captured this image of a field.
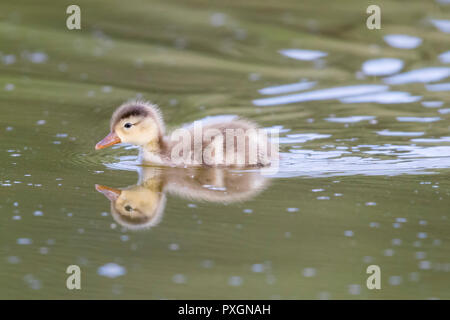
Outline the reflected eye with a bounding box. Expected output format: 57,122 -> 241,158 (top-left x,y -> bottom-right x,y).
124,205 -> 133,212
124,123 -> 132,129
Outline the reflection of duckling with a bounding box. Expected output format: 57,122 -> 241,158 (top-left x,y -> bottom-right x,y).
96,167 -> 268,230
95,100 -> 278,167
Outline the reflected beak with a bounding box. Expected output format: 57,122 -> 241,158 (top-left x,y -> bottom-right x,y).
95,132 -> 121,150
95,184 -> 122,202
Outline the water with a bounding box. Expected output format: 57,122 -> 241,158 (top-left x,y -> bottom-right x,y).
0,0 -> 449,299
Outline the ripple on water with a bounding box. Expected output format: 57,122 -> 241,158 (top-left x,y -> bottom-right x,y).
258,81 -> 316,95
340,91 -> 421,104
362,58 -> 404,76
324,116 -> 375,123
396,116 -> 441,123
252,84 -> 388,106
426,82 -> 450,92
279,133 -> 331,144
376,130 -> 424,137
273,142 -> 450,178
279,49 -> 327,61
421,101 -> 444,108
439,51 -> 450,63
383,34 -> 422,49
384,67 -> 450,85
430,19 -> 450,33
411,137 -> 450,143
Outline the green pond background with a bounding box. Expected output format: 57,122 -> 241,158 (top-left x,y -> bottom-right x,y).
0,0 -> 450,299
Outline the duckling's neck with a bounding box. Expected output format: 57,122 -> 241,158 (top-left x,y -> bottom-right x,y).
144,139 -> 161,154
140,137 -> 168,165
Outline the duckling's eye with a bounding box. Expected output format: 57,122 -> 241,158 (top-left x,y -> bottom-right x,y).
124,205 -> 133,212
124,123 -> 133,129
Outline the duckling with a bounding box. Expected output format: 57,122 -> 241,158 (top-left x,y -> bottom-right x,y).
95,100 -> 278,167
96,167 -> 268,230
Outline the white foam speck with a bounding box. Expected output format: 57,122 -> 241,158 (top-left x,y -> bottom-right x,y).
28,52 -> 48,64
252,264 -> 265,273
384,67 -> 450,85
430,19 -> 450,33
97,263 -> 126,278
421,101 -> 444,108
302,268 -> 317,277
439,51 -> 450,63
348,284 -> 361,295
17,238 -> 32,245
228,276 -> 243,286
426,82 -> 450,91
376,130 -> 424,137
384,34 -> 422,49
4,83 -> 15,91
396,117 -> 441,123
253,84 -> 388,106
172,273 -> 186,284
362,58 -> 404,76
279,49 -> 327,61
325,116 -> 375,123
259,81 -> 316,95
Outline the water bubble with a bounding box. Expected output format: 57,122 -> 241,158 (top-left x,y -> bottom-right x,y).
97,263 -> 126,278
4,83 -> 15,91
302,268 -> 317,277
17,238 -> 32,245
228,276 -> 243,287
172,274 -> 186,284
389,276 -> 402,286
415,252 -> 426,260
252,264 -> 265,273
7,256 -> 21,264
24,274 -> 42,290
2,54 -> 16,65
419,261 -> 432,270
28,52 -> 48,63
348,284 -> 361,295
201,260 -> 214,269
210,13 -> 226,27
344,230 -> 354,237
417,232 -> 427,239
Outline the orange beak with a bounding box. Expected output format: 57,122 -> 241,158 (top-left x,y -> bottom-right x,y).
95,132 -> 121,150
95,184 -> 122,202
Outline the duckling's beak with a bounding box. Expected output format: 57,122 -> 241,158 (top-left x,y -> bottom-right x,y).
95,132 -> 121,150
95,184 -> 121,202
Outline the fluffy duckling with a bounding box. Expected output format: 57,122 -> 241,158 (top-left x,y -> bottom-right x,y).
96,167 -> 268,230
95,100 -> 278,167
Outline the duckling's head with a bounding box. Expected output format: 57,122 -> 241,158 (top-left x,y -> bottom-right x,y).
95,183 -> 166,230
95,100 -> 165,150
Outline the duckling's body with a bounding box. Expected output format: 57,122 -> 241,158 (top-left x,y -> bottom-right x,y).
96,100 -> 278,167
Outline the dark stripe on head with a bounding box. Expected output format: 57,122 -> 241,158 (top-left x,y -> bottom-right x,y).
111,104 -> 149,129
117,105 -> 148,121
